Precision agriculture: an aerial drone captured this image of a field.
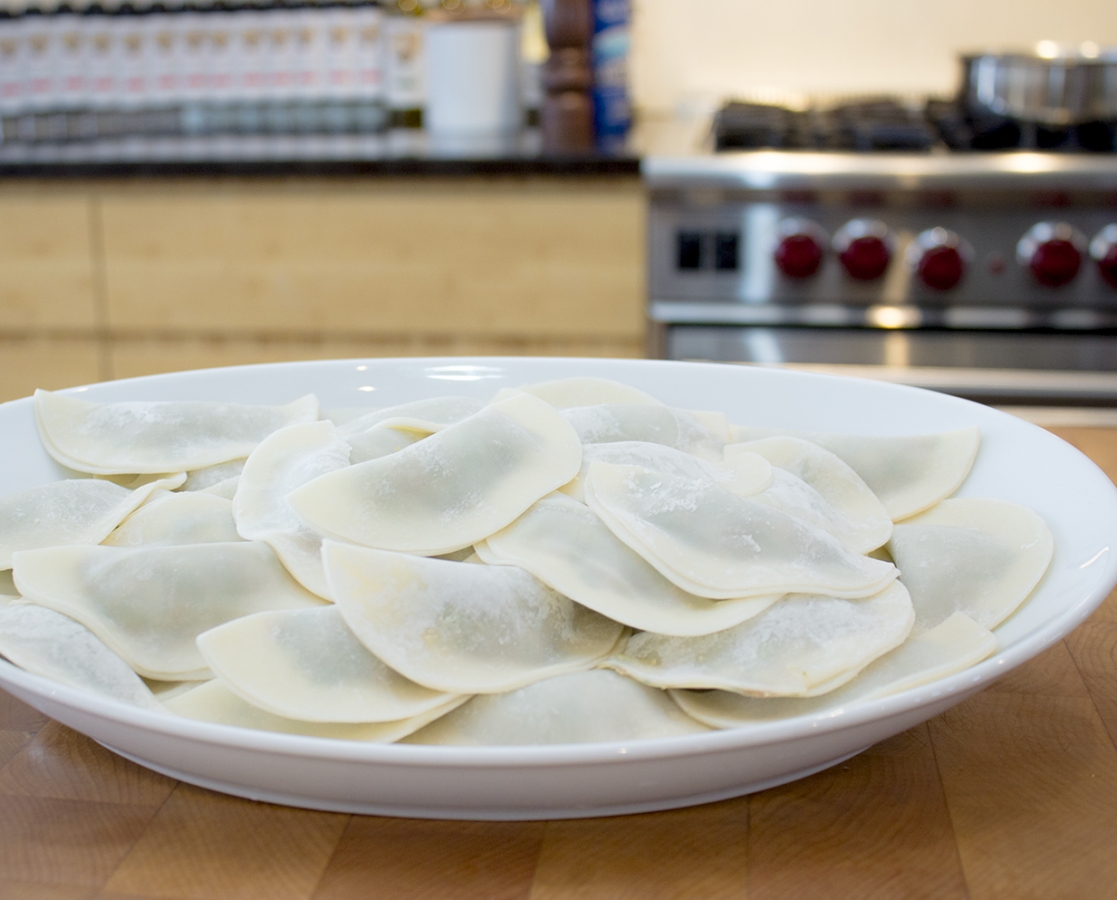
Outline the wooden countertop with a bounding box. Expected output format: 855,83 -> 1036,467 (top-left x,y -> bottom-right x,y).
2,424 -> 1116,900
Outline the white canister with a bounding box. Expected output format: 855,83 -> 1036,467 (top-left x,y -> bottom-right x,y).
424,18 -> 520,136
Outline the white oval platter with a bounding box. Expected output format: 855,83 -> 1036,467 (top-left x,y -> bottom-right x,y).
1,356 -> 1115,820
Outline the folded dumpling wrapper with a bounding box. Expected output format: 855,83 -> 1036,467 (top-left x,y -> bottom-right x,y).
196,606 -> 459,723
181,459 -> 246,492
729,425 -> 980,521
12,542 -> 325,680
324,541 -> 623,694
887,497 -> 1053,634
339,396 -> 485,437
507,376 -> 664,409
0,603 -> 164,711
164,679 -> 466,742
34,389 -> 319,475
476,493 -> 782,636
234,420 -> 351,598
290,392 -> 583,556
103,490 -> 242,547
561,440 -> 772,504
405,669 -> 710,746
672,611 -> 998,725
731,436 -> 893,552
562,404 -> 728,460
608,581 -> 915,696
0,474 -> 186,569
585,461 -> 898,600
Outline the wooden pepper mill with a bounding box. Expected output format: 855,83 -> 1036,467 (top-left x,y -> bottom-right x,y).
540,0 -> 594,153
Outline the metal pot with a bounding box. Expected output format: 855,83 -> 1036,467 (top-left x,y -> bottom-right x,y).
961,43 -> 1117,126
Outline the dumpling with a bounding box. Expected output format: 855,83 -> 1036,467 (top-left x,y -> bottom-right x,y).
607,581 -> 915,696
323,541 -> 623,694
504,376 -> 663,409
887,497 -> 1053,634
477,493 -> 782,636
34,390 -> 319,475
233,420 -> 351,598
585,462 -> 898,599
0,604 -> 164,711
405,670 -> 709,746
289,392 -> 583,556
182,459 -> 246,492
196,606 -> 459,723
12,542 -> 325,680
671,611 -> 998,725
562,404 -> 728,460
728,426 -> 980,521
103,490 -> 242,547
730,436 -> 892,552
1,475 -> 186,569
164,679 -> 465,742
560,441 -> 772,504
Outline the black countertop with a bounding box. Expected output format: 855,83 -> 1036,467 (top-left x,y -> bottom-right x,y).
0,130 -> 640,178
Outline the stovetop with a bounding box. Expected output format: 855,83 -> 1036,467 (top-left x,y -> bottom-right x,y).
712,98 -> 1117,154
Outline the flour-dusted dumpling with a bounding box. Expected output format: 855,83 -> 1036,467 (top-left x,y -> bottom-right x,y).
511,376 -> 663,409
562,404 -> 728,460
0,569 -> 16,599
34,390 -> 319,475
405,669 -> 709,746
608,581 -> 914,696
196,606 -> 458,723
12,542 -> 325,680
164,679 -> 466,742
233,420 -> 351,598
103,491 -> 242,547
0,475 -> 186,570
323,541 -> 623,694
340,423 -> 421,465
290,392 -> 583,556
0,604 -> 164,711
887,497 -> 1053,634
182,459 -> 246,492
476,493 -> 782,636
731,436 -> 892,552
729,425 -> 979,521
560,441 -> 772,504
585,462 -> 898,600
672,611 -> 998,725
340,396 -> 485,437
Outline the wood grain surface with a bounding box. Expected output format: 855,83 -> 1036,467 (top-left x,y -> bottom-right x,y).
1,425 -> 1115,900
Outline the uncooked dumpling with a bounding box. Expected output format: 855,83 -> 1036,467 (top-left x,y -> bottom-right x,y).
1,475 -> 186,569
731,436 -> 892,552
405,669 -> 709,746
34,390 -> 319,475
339,396 -> 484,436
476,493 -> 782,636
233,420 -> 351,598
608,581 -> 914,696
12,542 -> 325,680
164,679 -> 465,742
562,404 -> 728,460
585,462 -> 898,600
671,611 -> 997,724
729,426 -> 980,521
196,606 -> 458,723
0,604 -> 164,711
103,490 -> 242,547
323,541 -> 623,694
512,376 -> 663,409
182,459 -> 246,492
290,392 -> 583,556
560,441 -> 772,504
887,497 -> 1053,634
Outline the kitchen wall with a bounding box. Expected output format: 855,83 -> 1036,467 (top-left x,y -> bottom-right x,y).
631,0 -> 1117,114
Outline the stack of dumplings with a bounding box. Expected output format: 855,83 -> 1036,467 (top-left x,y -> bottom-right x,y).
0,377 -> 1053,747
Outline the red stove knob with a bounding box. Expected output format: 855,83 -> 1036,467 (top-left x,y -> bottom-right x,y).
773,219 -> 827,278
1090,224 -> 1117,289
1016,222 -> 1087,287
906,227 -> 971,291
834,219 -> 892,281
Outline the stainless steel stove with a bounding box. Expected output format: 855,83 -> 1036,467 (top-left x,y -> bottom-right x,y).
644,95 -> 1117,403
